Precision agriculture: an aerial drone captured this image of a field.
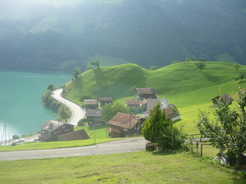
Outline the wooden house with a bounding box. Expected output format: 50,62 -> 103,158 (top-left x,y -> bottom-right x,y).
38,120 -> 74,142
85,109 -> 104,126
107,112 -> 144,138
136,88 -> 157,100
165,107 -> 181,122
212,94 -> 234,106
84,99 -> 99,109
57,129 -> 90,141
99,97 -> 113,106
145,99 -> 169,112
126,99 -> 141,107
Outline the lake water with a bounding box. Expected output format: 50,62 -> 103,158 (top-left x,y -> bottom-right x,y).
0,71 -> 71,141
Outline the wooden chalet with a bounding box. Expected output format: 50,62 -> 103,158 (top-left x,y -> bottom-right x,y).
57,129 -> 89,141
84,99 -> 99,109
126,99 -> 141,107
85,109 -> 104,126
99,97 -> 112,106
107,112 -> 144,138
145,99 -> 169,112
38,120 -> 74,142
165,107 -> 180,122
212,94 -> 234,106
136,88 -> 157,100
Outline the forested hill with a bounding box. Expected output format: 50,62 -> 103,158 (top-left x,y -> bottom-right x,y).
0,0 -> 246,71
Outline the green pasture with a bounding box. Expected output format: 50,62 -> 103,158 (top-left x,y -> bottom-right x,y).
65,61 -> 246,135
0,151 -> 245,184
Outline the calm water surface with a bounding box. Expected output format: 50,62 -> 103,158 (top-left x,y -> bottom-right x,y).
0,71 -> 70,140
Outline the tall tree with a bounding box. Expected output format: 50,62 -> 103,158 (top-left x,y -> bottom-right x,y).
72,67 -> 81,79
195,62 -> 206,70
233,64 -> 241,71
196,90 -> 246,167
58,106 -> 71,122
91,60 -> 100,68
142,103 -> 184,150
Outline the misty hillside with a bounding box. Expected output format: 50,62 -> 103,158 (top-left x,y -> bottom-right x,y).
0,0 -> 246,71
64,61 -> 246,107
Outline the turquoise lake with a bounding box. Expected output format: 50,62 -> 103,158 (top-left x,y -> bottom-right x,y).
0,71 -> 71,140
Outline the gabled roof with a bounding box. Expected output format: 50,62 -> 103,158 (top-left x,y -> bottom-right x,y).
136,88 -> 156,95
39,120 -> 74,130
146,99 -> 168,111
84,99 -> 99,105
212,94 -> 234,103
141,99 -> 148,105
57,129 -> 90,141
85,109 -> 102,117
107,112 -> 139,130
99,97 -> 112,102
165,108 -> 180,120
126,99 -> 141,106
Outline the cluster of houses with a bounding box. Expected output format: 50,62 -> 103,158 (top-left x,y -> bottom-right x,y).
38,86 -> 235,142
38,88 -> 181,141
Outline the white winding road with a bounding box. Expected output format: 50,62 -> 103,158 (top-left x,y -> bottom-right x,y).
51,89 -> 85,126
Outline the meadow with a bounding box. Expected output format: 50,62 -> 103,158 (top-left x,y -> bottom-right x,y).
1,151 -> 246,184
1,61 -> 246,183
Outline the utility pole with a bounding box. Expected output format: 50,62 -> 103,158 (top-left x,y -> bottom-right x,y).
129,106 -> 132,137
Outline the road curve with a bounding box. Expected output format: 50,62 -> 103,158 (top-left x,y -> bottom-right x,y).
51,89 -> 85,126
0,137 -> 147,161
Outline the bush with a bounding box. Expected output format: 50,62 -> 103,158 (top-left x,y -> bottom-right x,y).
12,134 -> 20,140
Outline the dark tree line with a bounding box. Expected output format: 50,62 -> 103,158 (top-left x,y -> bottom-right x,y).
0,0 -> 245,71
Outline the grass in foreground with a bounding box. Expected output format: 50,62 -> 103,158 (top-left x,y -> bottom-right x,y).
0,151 -> 245,184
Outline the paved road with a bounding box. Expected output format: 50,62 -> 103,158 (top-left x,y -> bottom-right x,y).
51,89 -> 85,126
0,137 -> 147,161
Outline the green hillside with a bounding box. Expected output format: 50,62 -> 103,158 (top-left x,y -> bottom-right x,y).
64,61 -> 246,134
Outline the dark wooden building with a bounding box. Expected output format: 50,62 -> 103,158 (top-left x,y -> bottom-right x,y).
57,129 -> 90,141
38,120 -> 74,142
85,109 -> 104,126
212,94 -> 234,106
84,99 -> 99,109
99,97 -> 113,106
136,88 -> 157,100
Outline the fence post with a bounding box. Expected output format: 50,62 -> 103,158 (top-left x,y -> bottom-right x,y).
201,144 -> 203,157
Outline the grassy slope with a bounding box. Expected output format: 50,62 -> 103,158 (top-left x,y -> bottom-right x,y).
65,61 -> 246,134
0,151 -> 245,184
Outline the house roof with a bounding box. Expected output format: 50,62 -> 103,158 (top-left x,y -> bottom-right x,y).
212,94 -> 234,103
99,97 -> 112,102
39,120 -> 74,130
86,109 -> 102,117
57,129 -> 90,141
141,99 -> 148,105
136,88 -> 156,95
146,99 -> 169,111
165,108 -> 180,120
126,99 -> 141,106
84,99 -> 98,105
107,112 -> 139,130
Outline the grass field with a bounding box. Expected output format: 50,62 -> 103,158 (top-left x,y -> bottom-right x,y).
0,151 -> 245,184
1,61 -> 246,183
65,61 -> 246,134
